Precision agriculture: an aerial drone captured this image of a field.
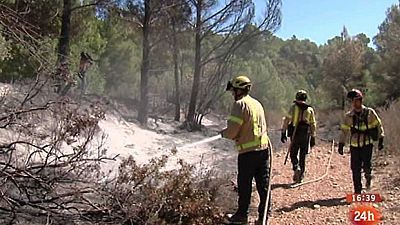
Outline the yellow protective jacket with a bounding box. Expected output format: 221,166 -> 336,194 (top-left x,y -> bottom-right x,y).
339,105 -> 384,147
222,95 -> 269,154
282,102 -> 317,137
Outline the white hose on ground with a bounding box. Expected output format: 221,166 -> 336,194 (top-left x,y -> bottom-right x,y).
290,140 -> 335,188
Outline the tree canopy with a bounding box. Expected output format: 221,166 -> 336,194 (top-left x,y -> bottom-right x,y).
0,0 -> 399,125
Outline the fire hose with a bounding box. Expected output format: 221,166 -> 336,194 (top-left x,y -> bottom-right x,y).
260,139 -> 273,225
290,139 -> 335,188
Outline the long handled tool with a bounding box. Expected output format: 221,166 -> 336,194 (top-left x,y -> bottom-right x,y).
290,140 -> 335,188
284,125 -> 298,165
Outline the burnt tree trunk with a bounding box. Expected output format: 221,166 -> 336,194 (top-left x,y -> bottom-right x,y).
187,0 -> 202,124
138,0 -> 151,125
58,0 -> 71,72
55,0 -> 72,94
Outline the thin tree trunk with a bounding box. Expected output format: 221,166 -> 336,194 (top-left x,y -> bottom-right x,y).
180,54 -> 184,86
138,0 -> 151,125
187,0 -> 202,124
172,22 -> 181,122
56,0 -> 72,94
341,84 -> 347,110
58,0 -> 71,71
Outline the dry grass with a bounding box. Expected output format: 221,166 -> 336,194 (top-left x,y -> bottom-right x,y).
379,101 -> 400,156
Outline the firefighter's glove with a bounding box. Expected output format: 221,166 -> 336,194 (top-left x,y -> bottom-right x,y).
281,131 -> 287,143
378,137 -> 384,150
310,136 -> 316,148
338,143 -> 344,155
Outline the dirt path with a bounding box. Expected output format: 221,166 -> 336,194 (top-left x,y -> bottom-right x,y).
266,142 -> 399,225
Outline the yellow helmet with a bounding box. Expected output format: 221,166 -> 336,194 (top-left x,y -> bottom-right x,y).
226,75 -> 252,91
295,90 -> 308,101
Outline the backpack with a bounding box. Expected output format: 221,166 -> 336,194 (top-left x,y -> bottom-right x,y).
287,104 -> 310,139
351,108 -> 379,146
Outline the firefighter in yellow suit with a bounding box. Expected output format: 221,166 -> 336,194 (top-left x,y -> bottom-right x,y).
221,75 -> 271,225
281,90 -> 317,183
338,89 -> 384,194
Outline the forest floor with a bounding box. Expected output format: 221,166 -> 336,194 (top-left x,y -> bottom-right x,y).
98,108 -> 399,225
267,142 -> 399,225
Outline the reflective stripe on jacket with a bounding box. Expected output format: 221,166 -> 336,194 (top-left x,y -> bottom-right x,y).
222,95 -> 269,154
282,103 -> 317,137
339,105 -> 385,147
